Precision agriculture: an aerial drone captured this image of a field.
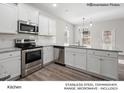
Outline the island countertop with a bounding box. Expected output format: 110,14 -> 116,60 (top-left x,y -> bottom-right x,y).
65,45 -> 122,52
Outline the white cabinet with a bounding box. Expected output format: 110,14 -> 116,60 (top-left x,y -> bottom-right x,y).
39,15 -> 56,36
43,46 -> 54,65
87,50 -> 118,80
65,48 -> 118,80
65,48 -> 87,70
0,51 -> 21,80
18,4 -> 39,24
39,15 -> 49,35
75,53 -> 86,70
101,57 -> 118,79
0,57 -> 20,80
49,19 -> 56,35
65,51 -> 74,67
87,55 -> 101,74
0,4 -> 17,34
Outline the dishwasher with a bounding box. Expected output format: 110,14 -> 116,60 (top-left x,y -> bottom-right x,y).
54,46 -> 65,65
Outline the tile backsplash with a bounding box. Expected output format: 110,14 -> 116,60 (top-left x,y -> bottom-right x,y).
0,34 -> 54,49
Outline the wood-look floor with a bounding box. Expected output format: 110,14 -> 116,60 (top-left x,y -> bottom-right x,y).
20,63 -> 124,81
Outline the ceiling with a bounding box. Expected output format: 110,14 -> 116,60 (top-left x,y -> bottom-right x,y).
29,3 -> 124,25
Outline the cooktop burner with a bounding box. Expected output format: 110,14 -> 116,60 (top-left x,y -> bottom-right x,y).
15,39 -> 43,50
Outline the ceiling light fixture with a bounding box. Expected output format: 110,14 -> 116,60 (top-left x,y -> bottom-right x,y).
52,3 -> 57,7
80,17 -> 93,32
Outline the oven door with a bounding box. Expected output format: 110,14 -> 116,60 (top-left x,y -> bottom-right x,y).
22,48 -> 42,69
26,50 -> 41,64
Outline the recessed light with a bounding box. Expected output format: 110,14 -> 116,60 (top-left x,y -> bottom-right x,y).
52,3 -> 57,7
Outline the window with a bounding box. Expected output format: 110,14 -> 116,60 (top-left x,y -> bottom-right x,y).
64,25 -> 70,45
79,27 -> 91,47
102,31 -> 112,49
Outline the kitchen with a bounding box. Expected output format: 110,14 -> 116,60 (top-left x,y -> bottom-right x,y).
0,3 -> 124,81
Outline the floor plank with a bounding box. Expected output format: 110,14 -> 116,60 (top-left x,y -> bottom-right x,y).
20,63 -> 104,81
20,63 -> 124,81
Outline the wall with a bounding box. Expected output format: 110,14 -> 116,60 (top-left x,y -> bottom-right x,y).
0,34 -> 54,49
74,18 -> 124,54
55,19 -> 74,45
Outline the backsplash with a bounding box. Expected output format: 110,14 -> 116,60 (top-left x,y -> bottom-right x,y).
0,34 -> 54,49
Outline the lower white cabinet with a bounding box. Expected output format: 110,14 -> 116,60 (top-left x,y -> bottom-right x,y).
65,51 -> 74,67
0,51 -> 21,80
65,48 -> 87,70
101,57 -> 118,79
87,55 -> 101,74
87,50 -> 118,80
65,48 -> 119,80
74,53 -> 86,70
43,46 -> 54,65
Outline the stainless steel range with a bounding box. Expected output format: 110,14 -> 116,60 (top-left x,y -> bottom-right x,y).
15,39 -> 43,77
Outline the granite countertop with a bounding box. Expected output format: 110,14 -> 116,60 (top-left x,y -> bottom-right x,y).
66,45 -> 122,52
35,44 -> 122,52
0,47 -> 21,53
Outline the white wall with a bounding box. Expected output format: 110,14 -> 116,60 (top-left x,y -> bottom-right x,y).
74,18 -> 124,53
0,34 -> 54,49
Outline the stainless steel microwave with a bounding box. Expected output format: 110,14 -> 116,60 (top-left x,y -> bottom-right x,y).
18,20 -> 38,34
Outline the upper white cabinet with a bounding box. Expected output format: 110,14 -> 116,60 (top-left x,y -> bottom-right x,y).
49,19 -> 56,35
18,4 -> 39,24
39,15 -> 49,35
39,14 -> 56,36
0,4 -> 17,34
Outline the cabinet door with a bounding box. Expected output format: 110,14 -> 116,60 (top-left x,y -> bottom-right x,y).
0,4 -> 17,34
39,15 -> 49,35
18,4 -> 28,21
87,55 -> 101,74
43,47 -> 54,65
26,6 -> 39,24
47,47 -> 54,62
0,57 -> 21,80
65,51 -> 74,67
101,57 -> 118,79
74,53 -> 86,70
49,19 -> 56,35
54,48 -> 59,61
18,4 -> 39,24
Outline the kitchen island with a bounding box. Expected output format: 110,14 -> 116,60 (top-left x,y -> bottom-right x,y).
64,45 -> 122,80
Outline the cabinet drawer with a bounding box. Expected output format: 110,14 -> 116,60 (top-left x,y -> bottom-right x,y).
0,51 -> 20,60
65,48 -> 86,54
87,50 -> 117,58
